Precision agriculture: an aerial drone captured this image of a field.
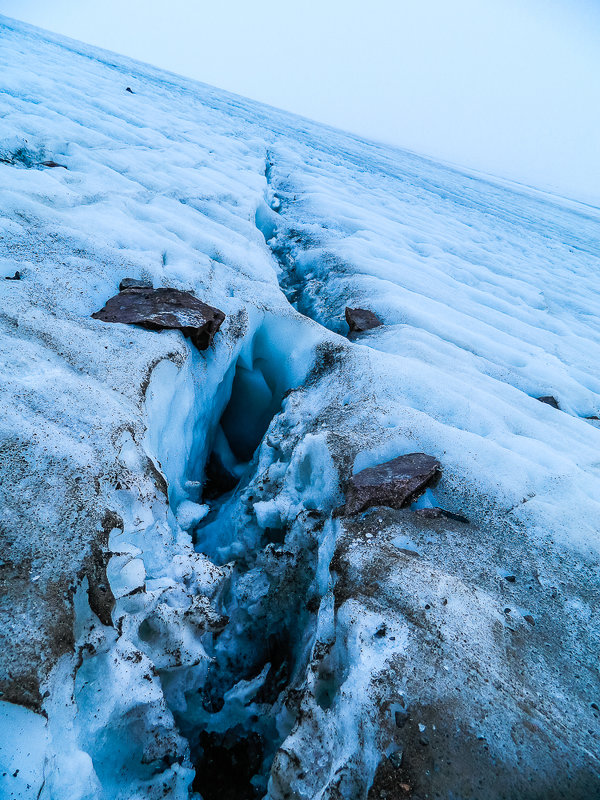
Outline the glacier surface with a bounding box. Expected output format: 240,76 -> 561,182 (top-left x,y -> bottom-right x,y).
0,13 -> 599,800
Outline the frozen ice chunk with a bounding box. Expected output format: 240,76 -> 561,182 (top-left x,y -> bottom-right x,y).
176,500 -> 210,530
107,555 -> 146,598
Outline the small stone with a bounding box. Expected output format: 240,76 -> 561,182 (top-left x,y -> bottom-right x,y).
504,575 -> 516,583
345,453 -> 441,515
536,395 -> 560,410
41,160 -> 67,169
4,271 -> 20,280
126,87 -> 134,93
388,749 -> 404,769
415,507 -> 443,519
345,306 -> 383,334
119,277 -> 153,291
415,507 -> 469,524
419,735 -> 429,746
92,287 -> 225,350
523,614 -> 535,626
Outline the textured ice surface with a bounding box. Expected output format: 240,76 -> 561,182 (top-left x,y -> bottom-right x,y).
0,12 -> 599,800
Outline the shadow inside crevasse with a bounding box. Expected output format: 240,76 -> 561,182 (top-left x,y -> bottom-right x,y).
202,354 -> 285,502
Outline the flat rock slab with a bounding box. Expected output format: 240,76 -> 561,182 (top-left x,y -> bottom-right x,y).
345,306 -> 383,333
92,287 -> 225,350
345,452 -> 441,515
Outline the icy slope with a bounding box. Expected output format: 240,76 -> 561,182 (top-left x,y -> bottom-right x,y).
0,13 -> 599,800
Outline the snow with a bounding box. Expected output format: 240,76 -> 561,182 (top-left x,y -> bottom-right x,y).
0,11 -> 599,800
0,702 -> 48,800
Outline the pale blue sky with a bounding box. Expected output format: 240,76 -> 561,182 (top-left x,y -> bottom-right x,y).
1,0 -> 599,204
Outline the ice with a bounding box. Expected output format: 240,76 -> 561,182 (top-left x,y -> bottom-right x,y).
0,702 -> 48,800
0,10 -> 599,799
176,500 -> 210,530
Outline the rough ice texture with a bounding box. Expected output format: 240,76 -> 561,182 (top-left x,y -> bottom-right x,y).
92,287 -> 225,350
0,11 -> 599,800
344,453 -> 441,514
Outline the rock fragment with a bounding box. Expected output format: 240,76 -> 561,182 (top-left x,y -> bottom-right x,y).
92,287 -> 225,350
345,453 -> 441,515
536,395 -> 560,409
4,271 -> 20,280
119,277 -> 153,291
41,160 -> 67,169
345,306 -> 383,333
126,87 -> 134,93
415,507 -> 469,524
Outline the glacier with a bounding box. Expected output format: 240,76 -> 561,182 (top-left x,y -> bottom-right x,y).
0,13 -> 599,800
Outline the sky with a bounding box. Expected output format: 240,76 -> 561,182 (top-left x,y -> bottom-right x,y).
1,0 -> 599,205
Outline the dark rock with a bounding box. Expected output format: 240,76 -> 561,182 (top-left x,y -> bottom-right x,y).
523,614 -> 535,626
345,453 -> 441,515
536,396 -> 560,410
119,277 -> 153,291
395,709 -> 409,728
41,160 -> 67,169
585,415 -> 600,421
86,541 -> 115,627
126,87 -> 134,93
388,749 -> 404,769
345,306 -> 383,334
504,575 -> 516,583
415,507 -> 469,524
92,287 -> 225,350
4,271 -> 20,281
